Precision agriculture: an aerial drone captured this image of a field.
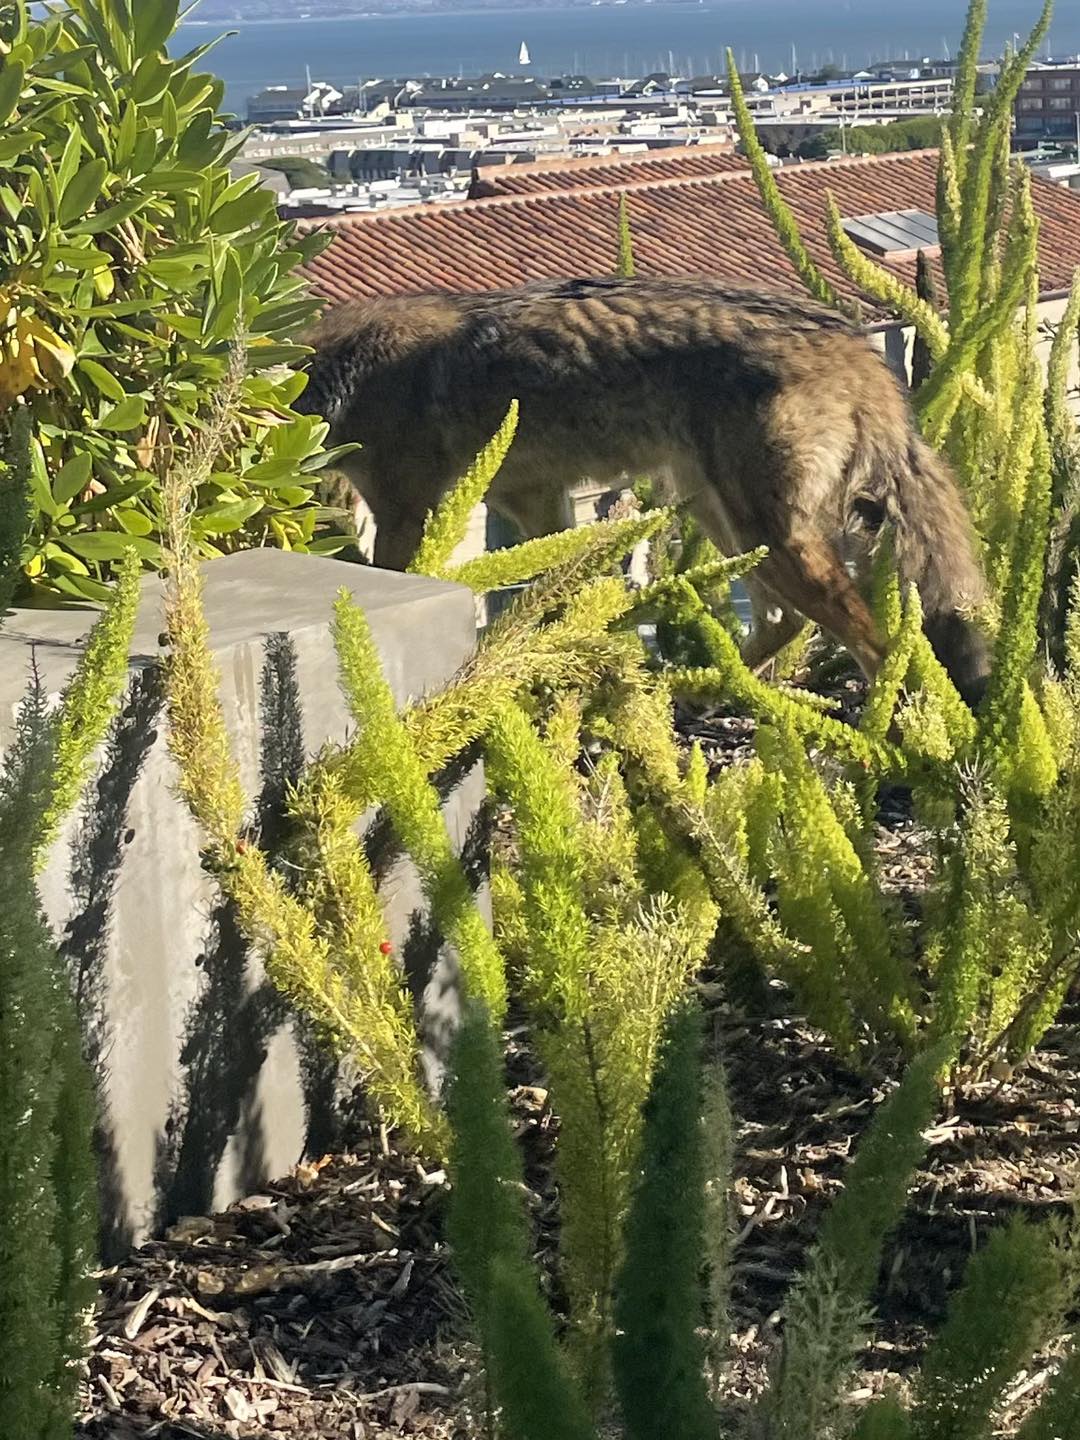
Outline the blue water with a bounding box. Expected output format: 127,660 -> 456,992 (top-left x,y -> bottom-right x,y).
176,1 -> 1080,114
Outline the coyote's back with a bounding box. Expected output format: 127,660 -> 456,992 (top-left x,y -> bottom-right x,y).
298,276 -> 990,704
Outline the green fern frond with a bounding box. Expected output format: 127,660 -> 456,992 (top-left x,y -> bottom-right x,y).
861,584 -> 923,747
446,511 -> 668,594
826,195 -> 949,360
616,191 -> 637,279
625,547 -> 768,618
408,400 -> 519,577
759,723 -> 917,1049
914,1215 -> 1069,1440
333,590 -> 507,1018
726,48 -> 844,313
946,0 -> 988,188
766,1046 -> 942,1440
36,546 -> 141,867
935,129 -> 963,299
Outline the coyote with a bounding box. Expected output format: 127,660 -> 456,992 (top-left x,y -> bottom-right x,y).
296,276 -> 990,705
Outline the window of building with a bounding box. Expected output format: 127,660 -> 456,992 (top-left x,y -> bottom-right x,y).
1051,76 -> 1076,90
1049,96 -> 1073,110
1021,76 -> 1043,90
1019,97 -> 1044,110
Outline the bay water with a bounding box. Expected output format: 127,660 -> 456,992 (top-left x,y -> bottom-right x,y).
178,0 -> 1080,115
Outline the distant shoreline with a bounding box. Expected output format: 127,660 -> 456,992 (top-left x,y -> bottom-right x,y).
180,2 -> 716,26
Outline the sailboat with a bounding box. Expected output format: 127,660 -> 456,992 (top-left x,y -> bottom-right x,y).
519,40 -> 531,67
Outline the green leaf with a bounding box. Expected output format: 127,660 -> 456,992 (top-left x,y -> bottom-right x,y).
300,442 -> 361,473
0,133 -> 38,164
51,244 -> 112,271
56,127 -> 83,198
115,508 -> 153,536
0,60 -> 26,126
63,531 -> 160,563
176,108 -> 214,163
53,571 -> 114,601
130,124 -> 158,177
114,101 -> 138,169
158,313 -> 204,340
204,246 -> 242,339
35,44 -> 97,77
268,414 -> 321,459
142,166 -> 205,194
99,395 -> 147,431
0,183 -> 24,221
209,188 -> 272,235
145,254 -> 207,283
193,497 -> 263,534
77,358 -> 126,401
131,53 -> 171,105
75,476 -> 154,512
84,299 -> 157,318
61,532 -> 133,561
134,0 -> 180,56
244,342 -> 309,370
53,453 -> 94,506
250,298 -> 320,336
161,87 -> 179,142
29,437 -> 59,519
70,192 -> 149,235
170,34 -> 232,78
274,485 -> 313,508
242,457 -> 302,486
43,543 -> 90,574
211,172 -> 263,211
59,158 -> 109,226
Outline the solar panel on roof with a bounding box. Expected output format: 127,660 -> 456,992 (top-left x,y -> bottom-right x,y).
841,208 -> 940,256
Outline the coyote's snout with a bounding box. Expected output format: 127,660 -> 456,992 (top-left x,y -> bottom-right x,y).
296,276 -> 991,706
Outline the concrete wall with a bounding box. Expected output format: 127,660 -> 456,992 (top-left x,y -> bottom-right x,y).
0,551 -> 483,1256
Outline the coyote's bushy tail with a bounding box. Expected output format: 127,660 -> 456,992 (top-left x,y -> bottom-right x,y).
845,421 -> 991,708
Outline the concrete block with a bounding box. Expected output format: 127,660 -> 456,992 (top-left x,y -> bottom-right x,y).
0,551 -> 483,1256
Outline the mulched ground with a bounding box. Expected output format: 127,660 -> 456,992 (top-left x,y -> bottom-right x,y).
75,1000 -> 1080,1440
76,677 -> 1080,1440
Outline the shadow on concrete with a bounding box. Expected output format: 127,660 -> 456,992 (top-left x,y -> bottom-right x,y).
60,662 -> 165,1261
64,637 -> 343,1258
65,626 -> 486,1257
151,633 -> 343,1231
149,897 -> 288,1232
400,744 -> 492,1085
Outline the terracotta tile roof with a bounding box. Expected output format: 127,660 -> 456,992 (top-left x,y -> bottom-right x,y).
297,149 -> 1080,315
471,145 -> 746,195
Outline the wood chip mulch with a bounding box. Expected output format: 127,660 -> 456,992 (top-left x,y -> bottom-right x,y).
76,1142 -> 476,1440
76,993 -> 1080,1440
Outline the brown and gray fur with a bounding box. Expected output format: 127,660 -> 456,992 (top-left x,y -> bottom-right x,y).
297,276 -> 990,705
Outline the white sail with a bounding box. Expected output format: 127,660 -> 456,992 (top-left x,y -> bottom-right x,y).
519,41 -> 531,66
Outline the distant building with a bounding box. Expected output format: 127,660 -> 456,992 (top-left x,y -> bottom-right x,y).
401,76 -> 551,112
742,72 -> 954,124
1015,62 -> 1080,148
246,85 -> 309,125
245,78 -> 415,126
